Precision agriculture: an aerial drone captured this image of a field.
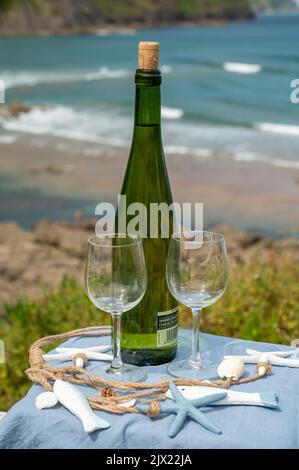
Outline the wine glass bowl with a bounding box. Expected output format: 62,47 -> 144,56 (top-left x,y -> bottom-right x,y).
85,233 -> 147,382
166,231 -> 228,379
86,235 -> 146,315
167,231 -> 228,308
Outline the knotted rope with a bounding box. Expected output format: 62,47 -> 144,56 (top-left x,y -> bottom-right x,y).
26,326 -> 270,416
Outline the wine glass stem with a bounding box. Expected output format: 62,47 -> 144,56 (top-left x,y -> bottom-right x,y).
111,314 -> 123,369
190,307 -> 202,365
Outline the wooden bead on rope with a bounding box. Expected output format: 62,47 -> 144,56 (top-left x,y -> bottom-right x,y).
73,353 -> 88,368
147,401 -> 161,418
256,361 -> 272,377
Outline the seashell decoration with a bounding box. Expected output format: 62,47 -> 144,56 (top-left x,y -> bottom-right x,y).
217,357 -> 244,380
35,391 -> 58,410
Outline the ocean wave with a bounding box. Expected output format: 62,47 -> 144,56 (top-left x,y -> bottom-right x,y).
94,28 -> 137,37
161,106 -> 184,120
1,71 -> 82,89
223,62 -> 262,74
1,67 -> 131,89
1,104 -> 299,170
165,145 -> 211,157
256,122 -> 299,136
85,67 -> 130,81
160,65 -> 173,74
1,62 -> 174,90
0,104 -> 185,146
234,151 -> 299,169
0,105 -> 130,146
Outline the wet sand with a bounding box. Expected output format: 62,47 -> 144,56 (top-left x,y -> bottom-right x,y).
0,131 -> 298,236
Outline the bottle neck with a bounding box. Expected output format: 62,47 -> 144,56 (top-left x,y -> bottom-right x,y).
134,70 -> 161,126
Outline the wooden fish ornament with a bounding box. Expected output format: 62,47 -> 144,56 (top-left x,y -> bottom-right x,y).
53,380 -> 110,433
35,389 -> 135,411
166,385 -> 279,409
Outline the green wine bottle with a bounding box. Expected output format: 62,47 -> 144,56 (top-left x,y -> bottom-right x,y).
118,42 -> 178,366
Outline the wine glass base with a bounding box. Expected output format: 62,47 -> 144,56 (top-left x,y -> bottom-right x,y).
167,358 -> 216,381
88,363 -> 147,383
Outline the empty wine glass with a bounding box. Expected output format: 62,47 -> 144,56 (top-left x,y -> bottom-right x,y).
85,233 -> 147,382
166,231 -> 228,379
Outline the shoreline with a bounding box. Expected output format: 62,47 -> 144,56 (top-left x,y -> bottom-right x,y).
0,17 -> 254,38
0,131 -> 298,238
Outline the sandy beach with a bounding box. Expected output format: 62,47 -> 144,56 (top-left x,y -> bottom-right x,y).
1,127 -> 298,310
0,131 -> 298,237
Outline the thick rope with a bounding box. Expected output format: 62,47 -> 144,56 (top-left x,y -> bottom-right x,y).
26,326 -> 269,416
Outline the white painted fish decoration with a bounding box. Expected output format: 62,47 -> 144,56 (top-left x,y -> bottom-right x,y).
166,385 -> 279,409
35,390 -> 135,411
53,380 -> 110,433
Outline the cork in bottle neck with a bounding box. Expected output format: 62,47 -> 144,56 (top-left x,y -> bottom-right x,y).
138,42 -> 160,71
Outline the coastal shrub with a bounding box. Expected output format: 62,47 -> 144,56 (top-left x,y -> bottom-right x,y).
1,253 -> 299,410
0,277 -> 109,411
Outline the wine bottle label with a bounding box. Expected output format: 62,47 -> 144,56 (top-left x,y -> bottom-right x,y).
157,307 -> 178,348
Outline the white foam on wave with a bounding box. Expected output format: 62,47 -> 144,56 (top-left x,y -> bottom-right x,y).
164,145 -> 190,155
160,65 -> 173,74
0,105 -> 130,147
271,158 -> 299,169
234,151 -> 299,169
233,151 -> 260,162
1,63 -> 171,90
161,106 -> 184,120
1,71 -> 81,89
85,67 -> 130,81
94,28 -> 137,37
1,67 -> 130,89
0,134 -> 17,144
1,104 -> 299,170
165,145 -> 211,157
256,122 -> 299,136
223,62 -> 262,74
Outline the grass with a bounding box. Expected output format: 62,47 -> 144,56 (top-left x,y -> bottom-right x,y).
1,250 -> 299,411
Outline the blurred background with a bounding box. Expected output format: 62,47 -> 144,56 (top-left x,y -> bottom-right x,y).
0,0 -> 299,409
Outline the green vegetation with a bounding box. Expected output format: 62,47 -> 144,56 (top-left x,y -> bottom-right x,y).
0,277 -> 109,411
1,249 -> 299,411
94,0 -> 252,21
0,0 -> 18,11
0,0 -> 253,33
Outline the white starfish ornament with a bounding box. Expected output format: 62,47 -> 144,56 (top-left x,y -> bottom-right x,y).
225,348 -> 299,376
43,344 -> 112,367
